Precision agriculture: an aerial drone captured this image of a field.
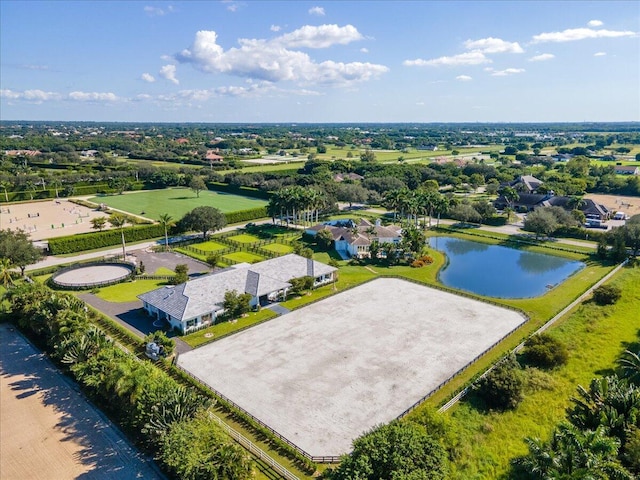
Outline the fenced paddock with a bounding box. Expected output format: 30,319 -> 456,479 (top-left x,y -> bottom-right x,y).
178,278 -> 526,459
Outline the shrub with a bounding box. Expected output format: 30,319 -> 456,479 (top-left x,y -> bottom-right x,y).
523,333 -> 569,369
475,355 -> 525,410
411,255 -> 434,268
592,284 -> 622,305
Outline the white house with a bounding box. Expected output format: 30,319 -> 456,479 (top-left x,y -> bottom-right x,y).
138,254 -> 336,334
306,218 -> 403,259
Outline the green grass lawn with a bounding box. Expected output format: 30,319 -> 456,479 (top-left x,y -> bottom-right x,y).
227,233 -> 260,244
89,188 -> 267,220
223,251 -> 265,264
192,240 -> 228,252
437,265 -> 640,479
152,266 -> 175,275
261,243 -> 294,254
182,309 -> 278,348
94,278 -> 167,302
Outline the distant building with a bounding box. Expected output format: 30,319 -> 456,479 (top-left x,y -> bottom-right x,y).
205,150 -> 224,161
305,218 -> 402,259
509,175 -> 544,193
333,172 -> 364,182
614,165 -> 639,175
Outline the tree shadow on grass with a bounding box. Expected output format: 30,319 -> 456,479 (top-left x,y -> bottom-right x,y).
0,325 -> 159,479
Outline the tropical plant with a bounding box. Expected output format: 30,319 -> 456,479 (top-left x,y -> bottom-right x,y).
108,213 -> 128,260
158,213 -> 174,250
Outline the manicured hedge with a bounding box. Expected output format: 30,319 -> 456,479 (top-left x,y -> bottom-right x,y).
207,181 -> 271,200
48,224 -> 167,254
225,206 -> 268,224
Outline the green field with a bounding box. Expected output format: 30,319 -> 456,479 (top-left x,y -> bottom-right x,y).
227,233 -> 260,244
440,266 -> 640,479
89,188 -> 267,221
262,243 -> 294,254
193,240 -> 228,252
223,251 -> 265,264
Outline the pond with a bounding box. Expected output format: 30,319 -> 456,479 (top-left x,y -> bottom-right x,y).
428,236 -> 584,298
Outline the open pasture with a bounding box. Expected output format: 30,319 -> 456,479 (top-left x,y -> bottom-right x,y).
178,278 -> 526,458
88,188 -> 267,221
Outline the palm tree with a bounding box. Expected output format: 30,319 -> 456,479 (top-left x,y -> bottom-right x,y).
0,180 -> 11,202
49,178 -> 63,198
0,258 -> 14,287
24,180 -> 37,200
158,213 -> 174,250
109,213 -> 128,260
619,349 -> 640,385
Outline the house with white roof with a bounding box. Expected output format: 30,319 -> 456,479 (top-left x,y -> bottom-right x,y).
138,254 -> 336,334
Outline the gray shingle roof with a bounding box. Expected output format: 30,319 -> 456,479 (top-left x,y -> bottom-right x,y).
138,254 -> 336,321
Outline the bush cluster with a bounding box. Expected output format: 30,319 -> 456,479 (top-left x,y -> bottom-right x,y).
592,284 -> 623,305
523,333 -> 569,369
475,355 -> 525,410
411,255 -> 434,268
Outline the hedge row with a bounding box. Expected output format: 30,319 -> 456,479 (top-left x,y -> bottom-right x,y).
207,181 -> 271,200
225,206 -> 268,224
48,224 -> 167,254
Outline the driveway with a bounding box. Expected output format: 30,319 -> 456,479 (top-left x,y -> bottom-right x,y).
78,294 -> 192,354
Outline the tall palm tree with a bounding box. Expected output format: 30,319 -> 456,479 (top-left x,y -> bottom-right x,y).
158,213 -> 174,250
0,258 -> 14,287
109,213 -> 128,260
0,180 -> 11,202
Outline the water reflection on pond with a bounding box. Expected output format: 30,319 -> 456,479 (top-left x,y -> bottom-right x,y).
428,237 -> 584,298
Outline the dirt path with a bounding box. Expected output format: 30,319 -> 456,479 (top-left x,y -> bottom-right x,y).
0,324 -> 162,480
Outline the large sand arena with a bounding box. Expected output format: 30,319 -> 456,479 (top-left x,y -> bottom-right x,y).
0,324 -> 160,479
178,278 -> 526,458
586,193 -> 640,218
0,199 -> 111,241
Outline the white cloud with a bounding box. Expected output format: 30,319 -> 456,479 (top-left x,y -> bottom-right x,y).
176,27 -> 386,86
456,75 -> 472,81
404,51 -> 490,67
274,24 -> 363,49
588,20 -> 603,27
529,53 -> 555,62
223,1 -> 239,12
134,94 -> 153,101
463,37 -> 524,54
532,27 -> 636,43
491,68 -> 525,76
1,89 -> 60,102
68,91 -> 118,101
594,51 -> 607,56
309,6 -> 325,16
141,72 -> 156,82
144,5 -> 174,16
360,47 -> 369,53
270,25 -> 281,32
159,64 -> 179,84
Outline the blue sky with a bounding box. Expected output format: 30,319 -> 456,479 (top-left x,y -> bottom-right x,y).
1,1 -> 638,123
